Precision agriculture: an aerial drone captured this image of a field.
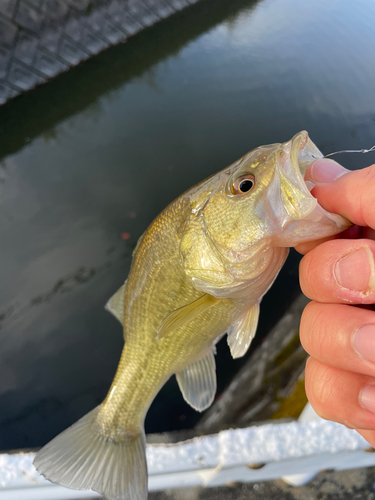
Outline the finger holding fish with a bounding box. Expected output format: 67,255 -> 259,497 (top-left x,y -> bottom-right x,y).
301,300 -> 375,438
299,238 -> 375,305
297,159 -> 375,446
305,357 -> 375,436
300,302 -> 375,379
295,160 -> 375,254
308,162 -> 375,228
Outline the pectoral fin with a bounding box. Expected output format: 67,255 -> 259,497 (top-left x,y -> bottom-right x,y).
176,350 -> 216,412
157,294 -> 221,340
227,302 -> 260,359
105,281 -> 126,324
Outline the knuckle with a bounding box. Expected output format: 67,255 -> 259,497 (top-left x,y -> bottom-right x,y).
300,302 -> 326,359
356,166 -> 375,226
300,240 -> 350,301
300,303 -> 316,352
305,358 -> 335,419
299,253 -> 318,299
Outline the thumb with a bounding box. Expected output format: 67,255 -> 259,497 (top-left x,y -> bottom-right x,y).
305,158 -> 349,184
306,159 -> 375,230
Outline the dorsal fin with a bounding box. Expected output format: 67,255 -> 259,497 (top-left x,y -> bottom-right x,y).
133,231 -> 145,257
176,350 -> 216,411
227,302 -> 260,358
105,281 -> 126,324
157,294 -> 221,340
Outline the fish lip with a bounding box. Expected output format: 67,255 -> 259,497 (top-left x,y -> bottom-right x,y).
274,131 -> 318,219
279,131 -> 323,195
292,130 -> 324,185
290,131 -> 314,188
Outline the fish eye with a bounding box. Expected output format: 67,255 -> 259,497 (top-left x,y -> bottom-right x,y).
231,174 -> 255,195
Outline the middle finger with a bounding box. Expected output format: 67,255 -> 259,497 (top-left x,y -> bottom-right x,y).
301,301 -> 375,378
299,239 -> 375,304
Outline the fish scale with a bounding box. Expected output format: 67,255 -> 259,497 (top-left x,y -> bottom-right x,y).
34,131 -> 350,500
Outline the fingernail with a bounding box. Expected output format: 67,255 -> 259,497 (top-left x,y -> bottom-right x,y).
335,246 -> 375,291
359,384 -> 375,413
354,325 -> 375,363
309,159 -> 348,183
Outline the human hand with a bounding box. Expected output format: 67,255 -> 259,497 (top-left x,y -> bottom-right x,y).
295,159 -> 375,446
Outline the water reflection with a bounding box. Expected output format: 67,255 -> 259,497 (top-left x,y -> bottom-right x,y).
1,0 -> 375,451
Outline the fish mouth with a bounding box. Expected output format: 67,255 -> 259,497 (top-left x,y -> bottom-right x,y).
281,130 -> 323,193
274,130 -> 321,221
272,131 -> 350,244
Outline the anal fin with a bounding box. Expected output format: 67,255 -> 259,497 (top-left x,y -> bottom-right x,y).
176,350 -> 216,412
227,302 -> 260,359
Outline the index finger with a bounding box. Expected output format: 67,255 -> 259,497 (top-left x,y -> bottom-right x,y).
299,238 -> 375,304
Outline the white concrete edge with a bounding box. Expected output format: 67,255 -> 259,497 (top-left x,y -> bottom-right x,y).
282,402 -> 323,485
1,417 -> 374,499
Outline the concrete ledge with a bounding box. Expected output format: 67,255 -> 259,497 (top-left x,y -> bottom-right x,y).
0,417 -> 373,499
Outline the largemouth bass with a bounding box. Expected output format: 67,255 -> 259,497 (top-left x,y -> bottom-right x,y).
34,131 -> 349,500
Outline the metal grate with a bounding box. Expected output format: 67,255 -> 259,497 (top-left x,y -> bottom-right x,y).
0,0 -> 199,104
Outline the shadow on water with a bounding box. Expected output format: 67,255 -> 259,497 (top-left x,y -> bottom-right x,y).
0,0 -> 260,162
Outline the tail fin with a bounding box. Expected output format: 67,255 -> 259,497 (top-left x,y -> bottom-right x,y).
33,406 -> 147,500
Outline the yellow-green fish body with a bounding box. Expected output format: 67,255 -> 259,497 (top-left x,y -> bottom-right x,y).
34,132 -> 349,500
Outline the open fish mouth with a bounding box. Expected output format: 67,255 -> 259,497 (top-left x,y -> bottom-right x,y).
271,130 -> 350,244
273,130 -> 322,221
281,130 -> 323,192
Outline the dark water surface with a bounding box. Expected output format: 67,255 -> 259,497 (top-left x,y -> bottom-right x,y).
1,0 -> 375,451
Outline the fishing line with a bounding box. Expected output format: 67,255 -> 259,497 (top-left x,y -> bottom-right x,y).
324,145 -> 375,157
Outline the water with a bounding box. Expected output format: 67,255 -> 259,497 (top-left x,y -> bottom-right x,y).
1,0 -> 375,451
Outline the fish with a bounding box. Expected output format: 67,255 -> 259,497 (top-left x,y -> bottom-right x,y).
33,131 -> 349,500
